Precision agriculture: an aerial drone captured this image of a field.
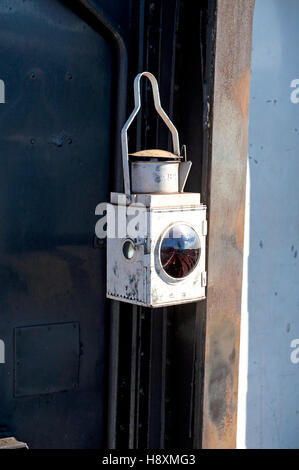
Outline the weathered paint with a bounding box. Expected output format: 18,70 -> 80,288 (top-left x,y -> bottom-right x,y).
107,193 -> 207,308
201,0 -> 255,449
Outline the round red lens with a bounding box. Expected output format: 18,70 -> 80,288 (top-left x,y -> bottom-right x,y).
160,224 -> 200,279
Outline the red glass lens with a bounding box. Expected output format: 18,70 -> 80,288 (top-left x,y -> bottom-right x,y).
160,224 -> 200,279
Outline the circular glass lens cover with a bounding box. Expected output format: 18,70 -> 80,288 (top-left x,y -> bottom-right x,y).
160,224 -> 200,279
123,240 -> 136,260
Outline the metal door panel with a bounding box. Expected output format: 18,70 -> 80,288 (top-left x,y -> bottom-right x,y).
0,0 -> 114,448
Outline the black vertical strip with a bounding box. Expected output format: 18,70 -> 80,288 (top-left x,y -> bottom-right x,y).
129,307 -> 138,448
135,309 -> 151,448
136,0 -> 146,151
147,309 -> 164,449
159,308 -> 169,448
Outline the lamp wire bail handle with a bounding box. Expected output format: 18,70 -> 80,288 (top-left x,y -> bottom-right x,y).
121,72 -> 180,196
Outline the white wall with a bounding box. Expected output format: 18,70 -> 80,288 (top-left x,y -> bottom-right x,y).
237,0 -> 299,449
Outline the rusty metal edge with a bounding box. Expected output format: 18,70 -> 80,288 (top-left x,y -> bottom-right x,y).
196,0 -> 255,449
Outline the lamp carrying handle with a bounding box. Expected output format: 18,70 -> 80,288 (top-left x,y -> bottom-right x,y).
121,72 -> 180,196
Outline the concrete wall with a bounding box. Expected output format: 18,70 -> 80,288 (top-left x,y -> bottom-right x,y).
237,0 -> 299,448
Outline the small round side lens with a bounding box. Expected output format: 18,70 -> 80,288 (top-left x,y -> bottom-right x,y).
123,240 -> 136,260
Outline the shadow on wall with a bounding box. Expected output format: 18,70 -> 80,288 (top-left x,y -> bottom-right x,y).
238,0 -> 299,449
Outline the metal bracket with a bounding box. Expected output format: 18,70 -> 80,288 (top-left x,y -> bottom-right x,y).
133,237 -> 150,254
121,72 -> 180,196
